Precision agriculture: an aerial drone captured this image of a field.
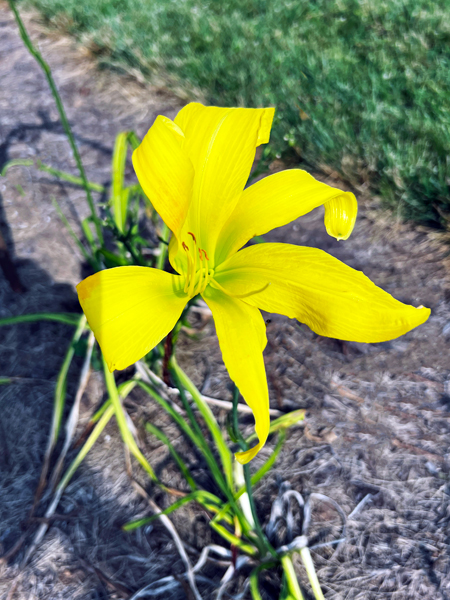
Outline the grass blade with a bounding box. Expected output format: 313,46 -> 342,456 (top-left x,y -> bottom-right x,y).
1,158 -> 34,176
246,410 -> 305,445
32,315 -> 86,515
170,358 -> 233,490
102,357 -> 157,481
23,402 -> 115,566
123,490 -> 223,531
111,132 -> 129,233
135,379 -> 233,502
52,197 -> 96,264
52,315 -> 87,444
0,313 -> 81,327
145,422 -> 197,492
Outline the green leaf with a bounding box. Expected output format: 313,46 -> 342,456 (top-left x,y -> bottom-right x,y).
96,247 -> 128,267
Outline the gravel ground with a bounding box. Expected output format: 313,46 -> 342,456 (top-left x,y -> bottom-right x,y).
1,3 -> 450,599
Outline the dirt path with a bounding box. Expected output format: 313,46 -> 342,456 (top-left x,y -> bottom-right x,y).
1,3 -> 450,599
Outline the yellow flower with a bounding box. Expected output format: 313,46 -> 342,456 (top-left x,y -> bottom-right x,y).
77,103 -> 430,464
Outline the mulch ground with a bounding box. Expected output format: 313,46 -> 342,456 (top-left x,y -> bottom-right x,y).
1,3 -> 450,599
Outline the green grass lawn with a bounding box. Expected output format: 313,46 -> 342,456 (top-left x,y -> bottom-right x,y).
23,0 -> 450,225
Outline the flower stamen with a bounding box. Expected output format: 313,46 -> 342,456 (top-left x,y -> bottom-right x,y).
183,235 -> 212,297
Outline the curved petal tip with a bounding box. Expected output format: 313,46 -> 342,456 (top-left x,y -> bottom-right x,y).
235,442 -> 263,465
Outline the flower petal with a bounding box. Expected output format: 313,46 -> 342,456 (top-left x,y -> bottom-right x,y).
132,115 -> 194,239
324,193 -> 357,241
215,243 -> 430,343
202,285 -> 270,464
173,103 -> 275,265
215,170 -> 357,264
77,267 -> 187,371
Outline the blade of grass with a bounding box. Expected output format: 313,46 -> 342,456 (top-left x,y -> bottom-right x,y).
49,331 -> 95,489
135,380 -> 206,461
144,422 -> 197,491
281,554 -> 305,600
81,217 -> 96,248
212,431 -> 286,529
73,381 -> 135,448
22,402 -> 115,566
32,315 -> 88,504
298,547 -> 325,600
111,132 -> 129,233
102,357 -> 157,482
52,197 -> 97,267
36,160 -> 104,192
1,158 -> 34,176
169,368 -> 222,469
135,377 -> 248,533
0,313 -> 81,327
209,521 -> 257,556
249,562 -> 278,600
0,158 -> 104,192
88,380 -> 135,426
8,1 -> 103,243
123,490 -> 223,531
170,357 -> 233,489
246,410 -> 305,445
136,379 -> 233,499
232,388 -> 277,559
127,131 -> 141,151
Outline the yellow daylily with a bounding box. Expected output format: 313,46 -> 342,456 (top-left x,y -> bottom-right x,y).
77,103 -> 430,464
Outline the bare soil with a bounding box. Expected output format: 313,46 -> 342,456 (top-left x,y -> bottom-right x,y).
1,4 -> 450,599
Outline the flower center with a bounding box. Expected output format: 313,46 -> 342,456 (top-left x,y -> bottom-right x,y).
182,232 -> 214,297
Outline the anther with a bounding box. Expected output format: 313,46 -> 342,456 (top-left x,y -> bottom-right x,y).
188,232 -> 197,243
182,242 -> 189,251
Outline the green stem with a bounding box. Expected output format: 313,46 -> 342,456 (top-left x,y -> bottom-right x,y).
249,562 -> 277,600
299,547 -> 325,600
233,385 -> 278,559
8,1 -> 103,243
281,554 -> 305,600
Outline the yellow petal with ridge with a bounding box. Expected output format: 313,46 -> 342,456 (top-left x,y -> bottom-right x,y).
216,169 -> 357,264
132,115 -> 194,240
202,285 -> 270,464
172,103 -> 275,267
77,266 -> 187,371
215,243 -> 430,343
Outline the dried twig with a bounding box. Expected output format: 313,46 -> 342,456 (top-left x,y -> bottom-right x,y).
135,362 -> 282,417
129,475 -> 203,600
